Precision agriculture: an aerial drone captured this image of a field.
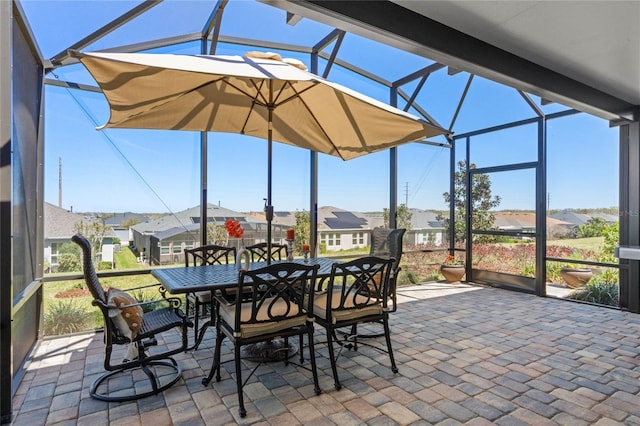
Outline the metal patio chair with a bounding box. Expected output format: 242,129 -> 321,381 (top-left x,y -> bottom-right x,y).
370,227 -> 406,313
205,262 -> 321,418
72,234 -> 190,402
184,244 -> 236,350
313,256 -> 398,390
246,242 -> 287,262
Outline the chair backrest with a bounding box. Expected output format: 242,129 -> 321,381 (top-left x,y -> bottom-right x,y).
234,262 -> 319,330
326,256 -> 394,316
185,244 -> 236,267
72,234 -> 107,303
246,243 -> 287,262
370,228 -> 406,273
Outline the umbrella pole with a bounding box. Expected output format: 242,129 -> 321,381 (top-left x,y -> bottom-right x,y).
265,105 -> 274,263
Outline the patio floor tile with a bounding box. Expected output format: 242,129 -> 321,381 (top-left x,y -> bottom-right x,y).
10,282 -> 640,425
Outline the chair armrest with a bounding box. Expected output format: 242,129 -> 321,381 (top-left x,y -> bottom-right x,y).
125,282 -> 163,292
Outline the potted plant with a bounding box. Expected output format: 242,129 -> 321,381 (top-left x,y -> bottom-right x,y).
560,265 -> 592,288
440,255 -> 465,283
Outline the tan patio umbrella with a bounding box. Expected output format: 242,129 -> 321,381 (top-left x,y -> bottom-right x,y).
71,50 -> 448,254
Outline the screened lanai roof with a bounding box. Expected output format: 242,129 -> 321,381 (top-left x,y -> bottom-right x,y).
19,0 -> 638,125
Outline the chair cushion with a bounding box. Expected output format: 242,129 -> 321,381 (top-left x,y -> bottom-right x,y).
219,297 -> 305,338
191,290 -> 211,303
313,288 -> 383,324
107,287 -> 144,339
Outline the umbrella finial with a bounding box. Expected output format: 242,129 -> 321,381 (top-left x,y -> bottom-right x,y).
245,51 -> 308,71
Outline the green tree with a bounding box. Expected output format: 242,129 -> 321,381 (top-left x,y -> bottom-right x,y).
438,160 -> 501,244
74,219 -> 111,267
207,222 -> 229,245
577,217 -> 608,238
383,204 -> 413,230
293,210 -> 310,254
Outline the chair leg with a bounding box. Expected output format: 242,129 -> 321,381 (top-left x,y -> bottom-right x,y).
326,327 -> 342,391
307,325 -> 321,395
202,309 -> 223,387
90,359 -> 182,402
184,296 -> 194,352
298,332 -> 305,364
191,298 -> 200,349
235,343 -> 246,418
383,317 -> 398,374
190,293 -> 215,351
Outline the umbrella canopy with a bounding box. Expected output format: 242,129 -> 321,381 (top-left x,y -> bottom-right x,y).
71,50 -> 448,255
71,50 -> 447,161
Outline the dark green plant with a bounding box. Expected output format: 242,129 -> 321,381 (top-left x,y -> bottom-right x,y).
131,289 -> 161,313
566,280 -> 619,307
43,300 -> 92,335
438,161 -> 501,244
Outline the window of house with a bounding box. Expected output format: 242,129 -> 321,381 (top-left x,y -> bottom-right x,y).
352,232 -> 364,245
50,242 -> 60,265
160,244 -> 171,255
326,233 -> 341,246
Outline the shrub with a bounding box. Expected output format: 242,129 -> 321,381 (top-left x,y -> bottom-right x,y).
43,300 -> 92,335
566,280 -> 619,307
546,262 -> 563,283
131,288 -> 161,313
521,262 -> 535,278
397,269 -> 421,285
57,253 -> 81,272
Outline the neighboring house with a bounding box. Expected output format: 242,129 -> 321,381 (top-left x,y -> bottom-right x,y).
317,206 -> 380,252
272,206 -> 447,252
130,204 -> 285,265
549,210 -> 618,236
493,212 -> 573,238
44,202 -> 116,272
271,206 -> 384,252
103,212 -> 149,246
407,209 -> 445,246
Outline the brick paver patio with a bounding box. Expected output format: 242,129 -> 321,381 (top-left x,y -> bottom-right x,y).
11,282 -> 640,425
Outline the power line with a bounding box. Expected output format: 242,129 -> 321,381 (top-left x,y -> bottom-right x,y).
54,75 -> 197,241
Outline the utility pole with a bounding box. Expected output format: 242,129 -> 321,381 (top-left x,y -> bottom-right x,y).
547,192 -> 550,214
404,182 -> 409,207
58,157 -> 62,208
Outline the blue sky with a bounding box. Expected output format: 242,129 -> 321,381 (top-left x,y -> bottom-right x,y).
24,0 -> 619,214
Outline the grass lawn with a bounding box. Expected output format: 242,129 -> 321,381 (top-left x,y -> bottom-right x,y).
547,236 -> 605,251
114,245 -> 146,269
43,247 -> 165,335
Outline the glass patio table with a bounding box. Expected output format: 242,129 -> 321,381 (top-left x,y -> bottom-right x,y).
151,257 -> 337,380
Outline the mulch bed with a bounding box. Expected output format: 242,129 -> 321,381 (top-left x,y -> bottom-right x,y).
54,288 -> 91,298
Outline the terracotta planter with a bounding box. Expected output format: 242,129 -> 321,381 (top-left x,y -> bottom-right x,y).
440,264 -> 465,283
560,267 -> 592,288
